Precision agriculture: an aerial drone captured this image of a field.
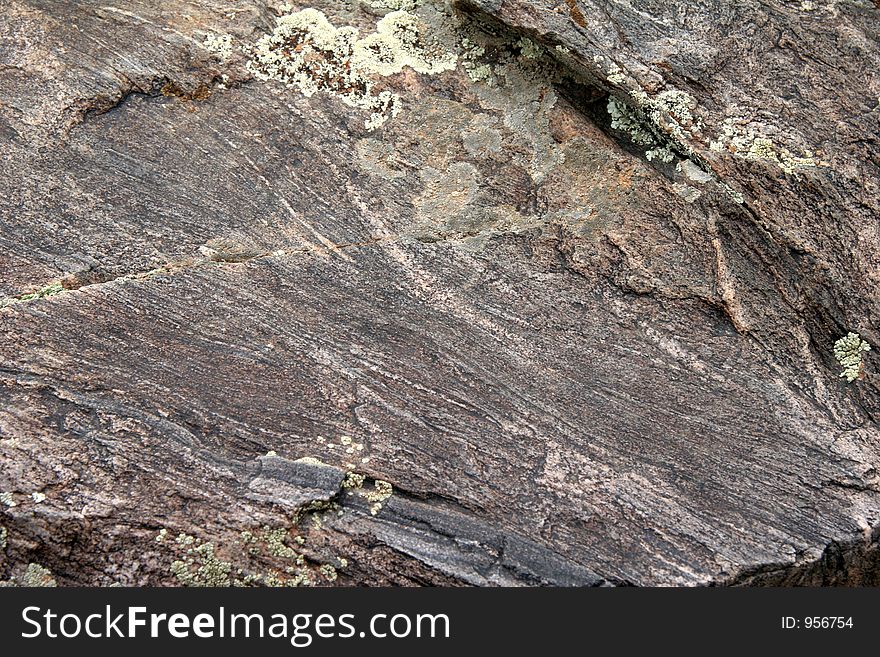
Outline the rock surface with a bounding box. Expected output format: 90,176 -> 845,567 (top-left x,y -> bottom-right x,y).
0,0 -> 878,586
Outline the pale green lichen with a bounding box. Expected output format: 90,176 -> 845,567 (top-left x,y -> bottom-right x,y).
627,87 -> 701,146
319,564 -> 338,582
645,145 -> 675,163
164,527 -> 340,588
0,282 -> 64,308
516,37 -> 543,60
21,563 -> 57,587
261,526 -> 298,559
608,97 -> 653,145
710,117 -> 825,175
652,90 -> 699,132
171,541 -> 233,587
834,332 -> 870,382
0,492 -> 15,508
605,63 -> 627,85
460,38 -> 493,83
155,528 -> 168,543
248,8 -> 456,130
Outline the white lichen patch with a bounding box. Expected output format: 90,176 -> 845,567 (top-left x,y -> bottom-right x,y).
605,62 -> 628,85
834,332 -> 870,382
31,492 -> 45,503
645,145 -> 674,163
203,32 -> 234,61
0,492 -> 15,508
364,0 -> 421,10
353,10 -> 457,76
652,90 -> 700,133
247,8 -> 456,130
628,87 -> 702,144
294,456 -> 329,467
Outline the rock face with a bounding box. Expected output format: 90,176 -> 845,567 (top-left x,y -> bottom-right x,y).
0,0 -> 878,586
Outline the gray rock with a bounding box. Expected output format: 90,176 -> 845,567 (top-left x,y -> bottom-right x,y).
0,0 -> 877,586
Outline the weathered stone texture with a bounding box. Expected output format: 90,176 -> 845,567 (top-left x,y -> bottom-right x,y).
0,0 -> 878,586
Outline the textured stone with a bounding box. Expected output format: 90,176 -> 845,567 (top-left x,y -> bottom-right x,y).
0,0 -> 878,586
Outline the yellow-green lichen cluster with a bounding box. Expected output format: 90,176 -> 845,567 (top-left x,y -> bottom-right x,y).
363,480 -> 393,516
163,527 -> 342,588
834,332 -> 870,382
318,564 -> 338,582
342,472 -> 366,489
0,281 -> 64,308
341,473 -> 394,515
2,563 -> 58,588
598,53 -> 702,152
710,117 -> 825,175
247,8 -> 456,130
170,540 -> 233,587
23,563 -> 57,587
